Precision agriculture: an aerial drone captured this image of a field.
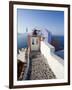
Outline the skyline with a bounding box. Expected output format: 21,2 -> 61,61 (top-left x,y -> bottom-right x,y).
17,9 -> 64,35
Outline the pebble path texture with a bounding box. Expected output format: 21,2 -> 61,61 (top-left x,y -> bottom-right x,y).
29,51 -> 56,80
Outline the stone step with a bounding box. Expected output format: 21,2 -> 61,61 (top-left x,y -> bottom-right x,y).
29,51 -> 56,80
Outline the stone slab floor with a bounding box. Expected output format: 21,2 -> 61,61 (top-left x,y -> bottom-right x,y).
29,51 -> 56,80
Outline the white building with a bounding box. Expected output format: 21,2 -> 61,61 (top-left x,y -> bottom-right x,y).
28,30 -> 64,79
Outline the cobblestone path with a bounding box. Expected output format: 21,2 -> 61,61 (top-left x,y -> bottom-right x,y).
29,51 -> 56,80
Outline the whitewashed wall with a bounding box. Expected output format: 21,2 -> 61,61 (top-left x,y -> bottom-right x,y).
31,37 -> 40,51
40,41 -> 64,79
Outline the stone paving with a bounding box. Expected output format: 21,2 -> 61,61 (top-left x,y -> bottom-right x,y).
29,51 -> 56,80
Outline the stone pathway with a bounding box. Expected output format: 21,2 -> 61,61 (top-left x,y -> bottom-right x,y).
29,51 -> 56,80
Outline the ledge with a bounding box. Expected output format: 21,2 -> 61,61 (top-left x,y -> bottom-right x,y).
40,41 -> 64,79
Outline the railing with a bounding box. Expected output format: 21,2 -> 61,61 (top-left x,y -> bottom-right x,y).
23,48 -> 30,80
40,41 -> 64,79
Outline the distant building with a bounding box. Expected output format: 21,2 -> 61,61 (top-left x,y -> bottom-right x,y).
28,28 -> 52,52
41,29 -> 52,43
28,30 -> 41,52
32,28 -> 52,44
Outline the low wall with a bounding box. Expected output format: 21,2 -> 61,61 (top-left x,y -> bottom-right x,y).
40,41 -> 64,79
23,48 -> 30,80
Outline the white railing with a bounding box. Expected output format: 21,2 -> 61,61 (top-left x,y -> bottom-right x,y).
23,48 -> 30,80
40,41 -> 64,79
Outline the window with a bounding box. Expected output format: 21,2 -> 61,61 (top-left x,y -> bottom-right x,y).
32,38 -> 34,45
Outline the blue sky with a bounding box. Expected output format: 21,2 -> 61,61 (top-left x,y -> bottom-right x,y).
17,9 -> 64,35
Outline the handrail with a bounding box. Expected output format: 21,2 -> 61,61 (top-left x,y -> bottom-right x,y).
23,48 -> 30,80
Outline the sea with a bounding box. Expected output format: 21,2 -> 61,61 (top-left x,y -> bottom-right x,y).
55,50 -> 64,59
51,35 -> 64,59
17,33 -> 28,53
17,33 -> 64,59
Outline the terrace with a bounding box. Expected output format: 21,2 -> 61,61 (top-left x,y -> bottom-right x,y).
17,41 -> 64,80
